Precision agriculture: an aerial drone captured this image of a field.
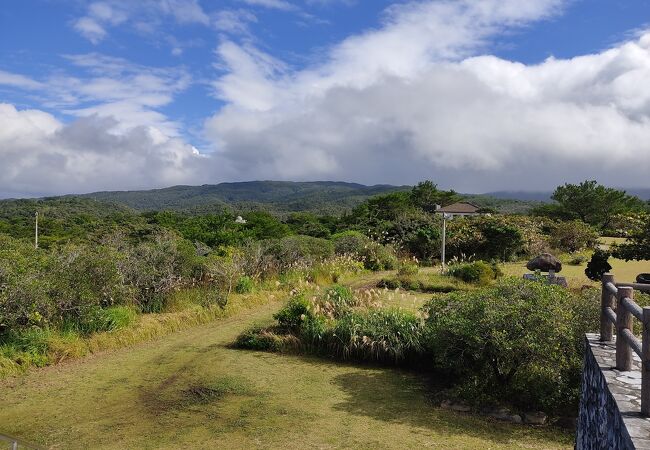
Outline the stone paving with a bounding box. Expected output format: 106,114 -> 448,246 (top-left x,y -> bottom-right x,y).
578,334 -> 650,449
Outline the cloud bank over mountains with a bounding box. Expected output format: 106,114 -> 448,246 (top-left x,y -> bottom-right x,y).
1,0 -> 650,197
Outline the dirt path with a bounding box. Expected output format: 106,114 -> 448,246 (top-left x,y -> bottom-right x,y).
0,298 -> 571,449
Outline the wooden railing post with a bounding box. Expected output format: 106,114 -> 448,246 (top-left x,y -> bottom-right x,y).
601,273 -> 615,341
617,287 -> 634,371
642,306 -> 650,416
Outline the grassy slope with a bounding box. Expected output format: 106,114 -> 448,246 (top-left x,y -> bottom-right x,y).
0,288 -> 571,449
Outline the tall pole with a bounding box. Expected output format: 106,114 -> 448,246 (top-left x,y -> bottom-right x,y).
35,212 -> 39,249
441,214 -> 447,270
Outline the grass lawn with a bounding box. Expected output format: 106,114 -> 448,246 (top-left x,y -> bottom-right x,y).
502,253 -> 650,289
0,288 -> 572,449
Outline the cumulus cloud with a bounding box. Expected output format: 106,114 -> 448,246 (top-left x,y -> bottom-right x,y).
5,0 -> 650,198
0,53 -> 204,197
205,0 -> 650,191
0,104 -> 207,198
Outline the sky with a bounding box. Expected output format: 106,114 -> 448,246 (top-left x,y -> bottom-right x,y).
1,0 -> 650,197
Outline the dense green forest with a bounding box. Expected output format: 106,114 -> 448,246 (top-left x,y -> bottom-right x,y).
75,181 -> 413,215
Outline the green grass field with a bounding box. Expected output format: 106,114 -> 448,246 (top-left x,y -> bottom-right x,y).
501,239 -> 649,289
0,281 -> 572,449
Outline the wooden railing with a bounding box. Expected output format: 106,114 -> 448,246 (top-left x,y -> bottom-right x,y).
601,273 -> 650,416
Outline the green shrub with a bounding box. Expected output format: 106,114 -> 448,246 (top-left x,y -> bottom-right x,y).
235,276 -> 254,294
423,278 -> 588,414
398,278 -> 422,291
273,295 -> 311,332
324,285 -> 353,310
235,326 -> 284,352
568,255 -> 588,266
264,235 -> 334,271
585,249 -> 612,281
67,306 -> 137,334
447,261 -> 497,285
548,220 -> 598,253
328,309 -> 424,364
95,306 -> 137,332
377,278 -> 402,290
307,255 -> 364,285
331,231 -> 397,271
397,263 -> 419,278
419,280 -> 461,293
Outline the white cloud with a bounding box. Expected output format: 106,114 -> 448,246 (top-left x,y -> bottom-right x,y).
240,0 -> 296,11
214,9 -> 258,36
0,103 -> 207,197
31,53 -> 193,135
159,0 -> 210,25
5,0 -> 650,197
204,0 -> 650,191
73,17 -> 108,44
72,0 -> 210,45
0,70 -> 44,90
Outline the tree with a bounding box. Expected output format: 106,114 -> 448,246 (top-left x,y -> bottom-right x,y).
612,216 -> 650,261
549,180 -> 646,230
548,220 -> 598,253
410,181 -> 460,212
285,213 -> 331,238
585,249 -> 612,281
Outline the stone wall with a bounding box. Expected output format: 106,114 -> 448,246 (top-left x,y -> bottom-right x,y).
576,334 -> 650,449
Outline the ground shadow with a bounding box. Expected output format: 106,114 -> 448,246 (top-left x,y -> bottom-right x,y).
329,368 -> 571,446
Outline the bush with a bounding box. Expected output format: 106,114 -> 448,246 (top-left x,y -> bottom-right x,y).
377,278 -> 402,290
234,326 -> 285,352
585,249 -> 612,282
324,285 -> 353,308
70,306 -> 137,334
331,231 -> 397,271
328,308 -> 424,364
548,220 -> 598,253
446,217 -> 527,262
447,261 -> 497,285
568,255 -> 588,266
424,278 -> 588,414
397,263 -> 419,278
264,235 -> 334,271
235,276 -> 254,294
307,255 -> 364,285
273,294 -> 311,332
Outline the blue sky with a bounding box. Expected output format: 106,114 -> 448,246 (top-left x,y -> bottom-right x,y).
1,0 -> 650,197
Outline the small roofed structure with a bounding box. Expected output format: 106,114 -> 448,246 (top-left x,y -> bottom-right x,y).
435,202 -> 483,218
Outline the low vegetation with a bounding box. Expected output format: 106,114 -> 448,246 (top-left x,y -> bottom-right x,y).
236,277 -> 610,416
2,178 -> 650,447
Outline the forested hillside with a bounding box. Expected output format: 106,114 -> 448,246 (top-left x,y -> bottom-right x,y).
0,181 -> 542,216
75,181 -> 412,215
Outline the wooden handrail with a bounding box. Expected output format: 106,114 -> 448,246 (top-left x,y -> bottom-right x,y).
604,281 -> 618,295
616,282 -> 650,293
601,273 -> 650,416
621,296 -> 644,322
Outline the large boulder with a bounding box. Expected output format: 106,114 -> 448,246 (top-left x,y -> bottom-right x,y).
527,253 -> 562,273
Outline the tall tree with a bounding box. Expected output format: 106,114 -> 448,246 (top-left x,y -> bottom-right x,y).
410,181 -> 460,213
550,180 -> 645,230
612,217 -> 650,261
